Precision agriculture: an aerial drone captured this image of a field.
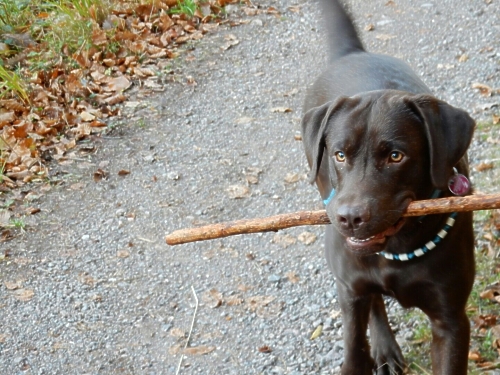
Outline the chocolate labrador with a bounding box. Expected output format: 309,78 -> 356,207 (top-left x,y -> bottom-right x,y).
301,1 -> 476,374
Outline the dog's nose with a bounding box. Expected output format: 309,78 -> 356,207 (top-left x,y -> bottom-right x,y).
336,205 -> 370,230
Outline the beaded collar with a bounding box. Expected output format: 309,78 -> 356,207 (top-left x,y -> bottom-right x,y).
378,212 -> 457,261
322,189 -> 457,262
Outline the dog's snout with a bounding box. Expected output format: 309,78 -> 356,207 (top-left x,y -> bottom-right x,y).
336,205 -> 370,230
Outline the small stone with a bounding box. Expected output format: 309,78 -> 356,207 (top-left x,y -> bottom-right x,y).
268,274 -> 281,283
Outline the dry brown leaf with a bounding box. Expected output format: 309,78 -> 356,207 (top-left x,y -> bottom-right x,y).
271,107 -> 292,113
273,233 -> 296,248
12,288 -> 34,302
285,271 -> 300,284
472,82 -> 493,97
365,23 -> 375,31
258,345 -> 272,353
118,169 -> 130,176
78,273 -> 95,287
235,116 -> 254,124
246,295 -> 276,311
80,111 -> 95,122
475,162 -> 494,172
284,172 -> 300,183
0,111 -> 16,122
468,350 -> 482,362
238,284 -> 253,292
376,34 -> 396,41
104,76 -> 131,92
493,114 -> 500,125
227,185 -> 250,199
93,168 -> 108,182
170,327 -> 186,338
226,296 -> 244,306
4,280 -> 23,290
203,288 -> 223,308
297,231 -> 317,245
117,249 -> 130,258
183,346 -> 215,355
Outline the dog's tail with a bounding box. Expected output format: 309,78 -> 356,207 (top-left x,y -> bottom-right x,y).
320,0 -> 365,61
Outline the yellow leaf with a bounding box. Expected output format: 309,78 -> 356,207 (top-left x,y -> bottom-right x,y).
310,325 -> 323,340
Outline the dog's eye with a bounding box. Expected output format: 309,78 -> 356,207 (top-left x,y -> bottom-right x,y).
335,151 -> 346,162
389,151 -> 404,163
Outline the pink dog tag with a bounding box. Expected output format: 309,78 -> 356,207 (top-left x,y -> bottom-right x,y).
448,173 -> 470,196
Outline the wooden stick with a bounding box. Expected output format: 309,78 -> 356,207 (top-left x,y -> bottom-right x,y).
165,193 -> 500,246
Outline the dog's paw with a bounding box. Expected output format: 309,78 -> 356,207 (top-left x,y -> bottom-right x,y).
371,344 -> 406,375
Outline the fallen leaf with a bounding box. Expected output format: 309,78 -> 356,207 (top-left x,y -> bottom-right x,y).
285,271 -> 300,283
284,172 -> 300,183
25,207 -> 41,215
0,211 -> 11,227
235,117 -> 254,125
271,107 -> 292,113
473,314 -> 497,329
105,76 -> 131,92
245,167 -> 262,185
169,344 -> 182,355
376,34 -> 396,41
226,296 -> 243,306
468,350 -> 482,361
297,231 -> 317,245
330,309 -> 341,319
4,280 -> 23,290
80,111 -> 95,122
93,168 -> 108,182
118,169 -> 130,176
116,249 -> 130,258
238,284 -> 253,292
365,23 -> 375,31
493,114 -> 500,125
183,346 -> 215,355
170,327 -> 185,338
258,345 -> 272,353
472,83 -> 493,97
475,162 -> 494,172
12,288 -> 34,302
273,233 -> 296,248
203,288 -> 223,308
227,185 -> 250,199
310,325 -> 323,340
458,54 -> 469,62
246,295 -> 276,311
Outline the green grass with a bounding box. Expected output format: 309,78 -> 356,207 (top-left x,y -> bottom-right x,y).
169,0 -> 198,17
0,65 -> 29,102
9,217 -> 26,230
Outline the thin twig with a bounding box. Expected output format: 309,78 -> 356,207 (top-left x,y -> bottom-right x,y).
175,286 -> 199,375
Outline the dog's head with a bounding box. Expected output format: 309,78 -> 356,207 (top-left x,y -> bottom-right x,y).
302,90 -> 475,255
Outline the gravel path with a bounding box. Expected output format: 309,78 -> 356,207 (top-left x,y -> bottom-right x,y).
1,0 -> 499,374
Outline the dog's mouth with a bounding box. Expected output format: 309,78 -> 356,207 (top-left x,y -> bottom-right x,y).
346,217 -> 406,254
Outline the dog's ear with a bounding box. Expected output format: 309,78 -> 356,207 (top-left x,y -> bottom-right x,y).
406,95 -> 475,189
301,97 -> 355,184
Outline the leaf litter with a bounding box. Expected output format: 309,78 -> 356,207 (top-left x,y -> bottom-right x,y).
0,0 -> 252,190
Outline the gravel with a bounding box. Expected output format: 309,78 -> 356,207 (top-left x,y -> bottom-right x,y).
1,0 -> 499,374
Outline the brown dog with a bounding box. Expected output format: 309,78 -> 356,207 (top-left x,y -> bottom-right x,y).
301,1 -> 476,374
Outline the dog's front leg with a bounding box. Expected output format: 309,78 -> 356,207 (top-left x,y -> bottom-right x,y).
369,294 -> 406,375
337,282 -> 374,375
429,310 -> 470,375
